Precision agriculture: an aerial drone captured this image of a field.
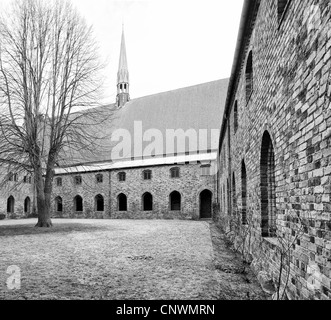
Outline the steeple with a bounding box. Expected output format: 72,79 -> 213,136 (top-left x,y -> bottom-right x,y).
116,26 -> 130,108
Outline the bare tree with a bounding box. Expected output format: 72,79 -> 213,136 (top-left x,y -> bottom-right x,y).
0,0 -> 111,227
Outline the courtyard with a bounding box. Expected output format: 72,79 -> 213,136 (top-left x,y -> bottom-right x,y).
0,219 -> 266,300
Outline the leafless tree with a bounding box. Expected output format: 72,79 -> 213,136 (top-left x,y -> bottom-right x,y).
0,0 -> 112,227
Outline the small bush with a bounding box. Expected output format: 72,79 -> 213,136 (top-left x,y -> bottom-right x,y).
0,213 -> 6,220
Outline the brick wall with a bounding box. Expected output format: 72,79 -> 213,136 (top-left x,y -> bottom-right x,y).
217,0 -> 331,300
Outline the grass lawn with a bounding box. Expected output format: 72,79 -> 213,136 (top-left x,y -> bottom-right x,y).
0,219 -> 219,300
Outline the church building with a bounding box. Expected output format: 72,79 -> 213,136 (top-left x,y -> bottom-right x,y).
49,28 -> 229,220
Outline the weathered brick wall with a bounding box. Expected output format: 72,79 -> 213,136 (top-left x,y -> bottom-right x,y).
110,164 -> 216,219
51,163 -> 216,220
51,171 -> 111,219
218,0 -> 331,300
0,175 -> 35,219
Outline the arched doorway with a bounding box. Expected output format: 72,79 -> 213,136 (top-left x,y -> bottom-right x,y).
24,197 -> 31,215
74,195 -> 83,212
118,193 -> 127,212
7,196 -> 15,214
55,197 -> 63,213
95,194 -> 104,212
170,191 -> 181,211
200,190 -> 212,219
142,192 -> 153,211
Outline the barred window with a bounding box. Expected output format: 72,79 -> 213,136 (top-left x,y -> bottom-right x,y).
74,176 -> 82,185
143,170 -> 152,180
118,172 -> 126,182
56,178 -> 62,187
170,167 -> 180,178
96,174 -> 103,184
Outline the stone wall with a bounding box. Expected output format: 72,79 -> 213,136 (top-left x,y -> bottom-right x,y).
51,162 -> 216,220
217,0 -> 331,300
0,174 -> 35,219
51,171 -> 111,219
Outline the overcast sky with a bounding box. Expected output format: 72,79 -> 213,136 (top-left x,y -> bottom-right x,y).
1,0 -> 244,103
69,0 -> 244,103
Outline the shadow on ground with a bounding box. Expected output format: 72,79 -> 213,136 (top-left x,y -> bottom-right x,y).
0,223 -> 111,237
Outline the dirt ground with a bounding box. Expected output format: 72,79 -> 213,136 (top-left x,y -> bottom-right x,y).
0,219 -> 266,300
209,223 -> 267,300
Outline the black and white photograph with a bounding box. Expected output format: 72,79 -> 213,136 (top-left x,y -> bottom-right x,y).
0,0 -> 330,307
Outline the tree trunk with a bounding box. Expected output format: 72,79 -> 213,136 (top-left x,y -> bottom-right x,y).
34,167 -> 53,228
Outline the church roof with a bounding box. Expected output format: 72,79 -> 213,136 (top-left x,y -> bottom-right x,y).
59,78 -> 229,166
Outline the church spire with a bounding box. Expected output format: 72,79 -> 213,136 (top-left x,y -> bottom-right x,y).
116,26 -> 130,108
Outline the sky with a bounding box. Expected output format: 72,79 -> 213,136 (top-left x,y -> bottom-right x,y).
0,0 -> 244,103
69,0 -> 244,103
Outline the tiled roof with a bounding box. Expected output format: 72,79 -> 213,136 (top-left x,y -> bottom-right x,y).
59,78 -> 229,166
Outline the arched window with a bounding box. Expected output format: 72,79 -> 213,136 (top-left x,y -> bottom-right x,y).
245,51 -> 253,102
261,131 -> 276,237
170,167 -> 180,179
234,101 -> 238,133
118,172 -> 126,182
95,194 -> 104,212
200,190 -> 212,219
241,161 -> 247,225
232,173 -> 236,215
143,170 -> 152,180
74,195 -> 83,212
170,191 -> 181,211
55,196 -> 63,212
7,196 -> 15,214
118,193 -> 127,212
24,197 -> 31,215
278,0 -> 290,22
143,192 -> 153,211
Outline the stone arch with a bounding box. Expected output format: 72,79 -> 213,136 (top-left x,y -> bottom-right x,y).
74,195 -> 83,212
118,193 -> 128,212
234,100 -> 238,133
169,191 -> 181,211
200,189 -> 213,219
24,197 -> 31,215
245,51 -> 253,102
7,196 -> 15,214
260,131 -> 276,237
95,194 -> 104,212
55,196 -> 63,213
142,192 -> 153,211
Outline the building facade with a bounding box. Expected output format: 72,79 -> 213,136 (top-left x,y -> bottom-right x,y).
48,28 -> 229,221
217,0 -> 331,300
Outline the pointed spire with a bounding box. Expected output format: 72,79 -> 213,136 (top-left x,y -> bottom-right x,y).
116,26 -> 130,108
117,25 -> 129,84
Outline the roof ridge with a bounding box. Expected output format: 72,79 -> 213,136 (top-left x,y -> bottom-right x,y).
126,78 -> 229,103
